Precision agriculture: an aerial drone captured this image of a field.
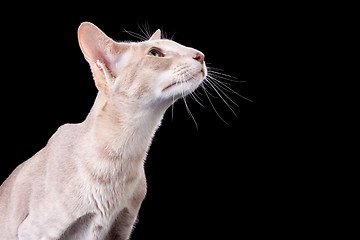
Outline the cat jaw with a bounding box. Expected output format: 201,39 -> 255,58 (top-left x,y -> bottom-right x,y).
78,22 -> 207,112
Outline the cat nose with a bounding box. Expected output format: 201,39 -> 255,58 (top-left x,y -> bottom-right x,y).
193,52 -> 205,64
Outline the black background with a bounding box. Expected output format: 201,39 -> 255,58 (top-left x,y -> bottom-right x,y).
0,2 -> 283,239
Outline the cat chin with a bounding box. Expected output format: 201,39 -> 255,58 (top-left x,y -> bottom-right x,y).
159,75 -> 205,101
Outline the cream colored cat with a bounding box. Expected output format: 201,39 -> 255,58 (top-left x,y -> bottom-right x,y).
0,22 -> 206,240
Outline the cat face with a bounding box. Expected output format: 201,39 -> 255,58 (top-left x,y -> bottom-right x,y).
78,22 -> 207,110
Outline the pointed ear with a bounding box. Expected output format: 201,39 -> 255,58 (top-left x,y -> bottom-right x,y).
149,29 -> 161,41
78,22 -> 127,73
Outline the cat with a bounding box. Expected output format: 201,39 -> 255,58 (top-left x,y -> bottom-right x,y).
0,22 -> 206,240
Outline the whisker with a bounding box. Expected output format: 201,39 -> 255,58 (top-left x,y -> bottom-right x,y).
207,75 -> 238,95
137,22 -> 152,39
200,84 -> 218,99
170,32 -> 176,40
207,69 -> 246,83
181,72 -> 204,107
183,95 -> 198,130
161,27 -> 169,39
207,66 -> 235,76
207,72 -> 253,103
207,75 -> 250,105
206,78 -> 239,108
189,90 -> 204,108
170,63 -> 251,127
122,29 -> 148,41
208,69 -> 237,79
171,91 -> 176,121
203,78 -> 237,116
145,23 -> 152,39
201,83 -> 229,125
180,72 -> 199,129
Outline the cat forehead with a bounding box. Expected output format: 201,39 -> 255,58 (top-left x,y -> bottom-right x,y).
134,39 -> 187,52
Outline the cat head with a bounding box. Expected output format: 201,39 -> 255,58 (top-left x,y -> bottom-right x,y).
78,22 -> 207,111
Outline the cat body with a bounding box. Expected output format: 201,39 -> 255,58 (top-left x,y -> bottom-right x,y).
0,22 -> 206,240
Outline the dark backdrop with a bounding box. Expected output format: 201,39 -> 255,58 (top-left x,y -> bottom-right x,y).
0,2 -> 277,239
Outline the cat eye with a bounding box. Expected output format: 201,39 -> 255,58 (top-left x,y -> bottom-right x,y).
147,48 -> 164,57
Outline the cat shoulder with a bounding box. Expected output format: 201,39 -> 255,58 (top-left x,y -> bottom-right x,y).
46,123 -> 85,146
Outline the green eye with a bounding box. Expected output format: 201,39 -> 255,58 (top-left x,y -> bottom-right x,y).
148,48 -> 164,57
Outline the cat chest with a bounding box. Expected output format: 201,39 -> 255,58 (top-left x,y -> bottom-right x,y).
87,174 -> 144,217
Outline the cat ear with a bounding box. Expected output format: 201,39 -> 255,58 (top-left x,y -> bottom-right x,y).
149,29 -> 161,41
78,22 -> 127,73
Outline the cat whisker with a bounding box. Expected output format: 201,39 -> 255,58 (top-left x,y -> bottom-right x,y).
200,84 -> 218,99
180,72 -> 199,129
170,32 -> 176,40
170,66 -> 250,128
200,83 -> 229,125
160,27 -> 169,40
122,29 -> 148,42
207,67 -> 247,83
207,70 -> 253,103
182,93 -> 198,130
123,23 -> 159,42
203,78 -> 237,116
207,75 -> 245,106
137,22 -> 152,40
170,75 -> 183,121
183,96 -> 198,130
171,90 -> 176,121
207,75 -> 238,96
207,66 -> 236,77
194,65 -> 252,124
189,90 -> 204,108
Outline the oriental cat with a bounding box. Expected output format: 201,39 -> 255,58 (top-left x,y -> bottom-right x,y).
0,22 -> 206,239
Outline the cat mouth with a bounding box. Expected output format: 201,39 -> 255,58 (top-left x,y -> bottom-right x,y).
162,71 -> 204,92
162,78 -> 193,92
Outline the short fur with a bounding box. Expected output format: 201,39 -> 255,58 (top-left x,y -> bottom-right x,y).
0,22 -> 206,240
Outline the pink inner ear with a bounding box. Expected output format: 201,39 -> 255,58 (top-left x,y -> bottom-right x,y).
78,22 -> 131,74
78,23 -> 106,64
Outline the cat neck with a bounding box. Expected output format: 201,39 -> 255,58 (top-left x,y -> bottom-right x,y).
83,92 -> 165,164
